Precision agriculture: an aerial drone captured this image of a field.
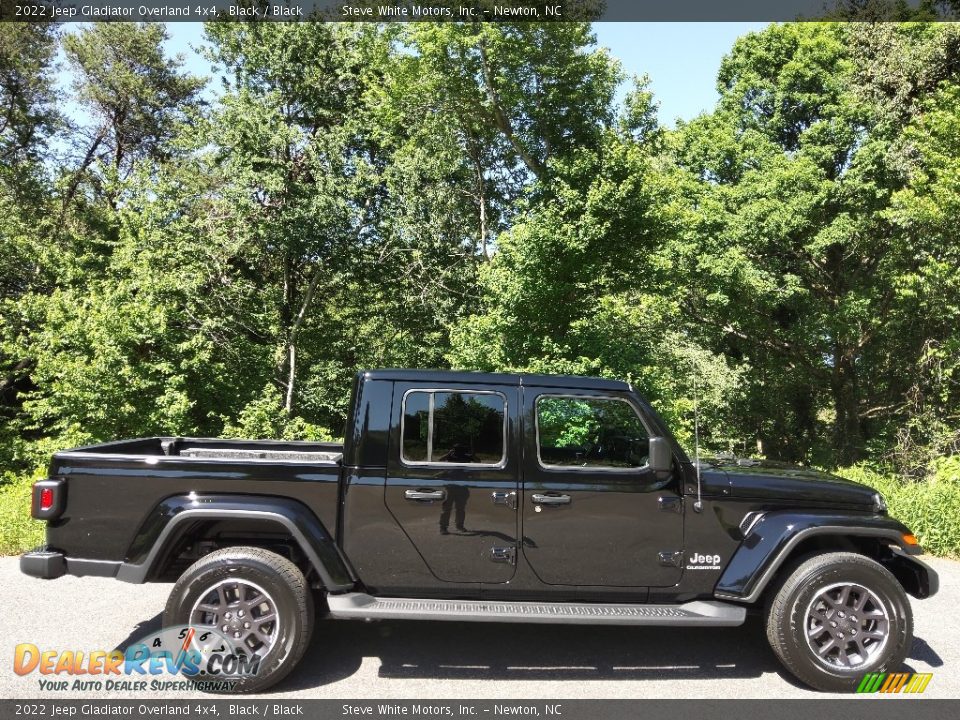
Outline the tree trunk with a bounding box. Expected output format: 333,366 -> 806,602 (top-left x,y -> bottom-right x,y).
470,144 -> 490,260
0,358 -> 34,397
277,262 -> 324,416
57,129 -> 106,224
477,41 -> 548,182
284,342 -> 296,414
832,347 -> 864,465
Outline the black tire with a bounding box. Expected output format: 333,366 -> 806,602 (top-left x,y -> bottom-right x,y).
765,551 -> 912,693
163,546 -> 314,693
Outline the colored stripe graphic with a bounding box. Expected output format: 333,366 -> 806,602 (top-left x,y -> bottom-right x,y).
881,673 -> 909,693
857,673 -> 886,693
903,673 -> 933,694
857,672 -> 932,694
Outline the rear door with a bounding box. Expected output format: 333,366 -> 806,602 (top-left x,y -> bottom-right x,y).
520,388 -> 684,587
384,382 -> 520,584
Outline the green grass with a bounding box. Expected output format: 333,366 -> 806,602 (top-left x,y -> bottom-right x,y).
0,471 -> 45,555
837,457 -> 960,558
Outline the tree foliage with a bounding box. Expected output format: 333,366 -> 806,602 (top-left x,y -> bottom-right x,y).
0,19 -> 958,484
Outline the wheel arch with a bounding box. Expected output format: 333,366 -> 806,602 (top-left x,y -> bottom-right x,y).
116,494 -> 355,591
715,510 -> 935,603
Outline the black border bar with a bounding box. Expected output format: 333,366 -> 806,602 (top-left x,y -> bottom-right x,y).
4,0 -> 958,23
0,699 -> 958,719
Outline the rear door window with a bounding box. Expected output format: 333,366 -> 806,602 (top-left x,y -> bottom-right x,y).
401,390 -> 506,466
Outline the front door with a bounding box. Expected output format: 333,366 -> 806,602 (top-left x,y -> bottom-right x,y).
385,382 -> 519,584
520,388 -> 684,587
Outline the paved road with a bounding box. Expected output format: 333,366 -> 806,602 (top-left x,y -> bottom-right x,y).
0,556 -> 955,699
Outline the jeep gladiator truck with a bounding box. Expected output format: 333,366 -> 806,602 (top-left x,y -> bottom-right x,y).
22,369 -> 938,692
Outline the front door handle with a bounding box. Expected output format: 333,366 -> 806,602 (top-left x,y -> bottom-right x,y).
531,493 -> 571,505
658,495 -> 683,513
405,489 -> 446,501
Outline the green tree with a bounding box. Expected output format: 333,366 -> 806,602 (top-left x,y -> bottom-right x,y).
673,22 -> 960,466
0,23 -> 58,173
202,22 -> 380,421
4,18 -> 958,485
448,84 -> 749,450
60,23 -> 204,213
0,22 -> 60,468
3,23 -> 208,465
882,81 -> 960,470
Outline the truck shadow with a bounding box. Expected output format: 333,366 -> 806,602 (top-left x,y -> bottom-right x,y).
113,612 -> 164,651
112,613 -> 943,692
281,615 -> 779,689
904,637 -> 944,668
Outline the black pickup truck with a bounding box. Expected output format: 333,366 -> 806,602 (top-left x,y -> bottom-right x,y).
22,369 -> 937,692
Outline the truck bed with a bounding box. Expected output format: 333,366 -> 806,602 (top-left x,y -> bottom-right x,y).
62,436 -> 345,464
43,436 -> 346,565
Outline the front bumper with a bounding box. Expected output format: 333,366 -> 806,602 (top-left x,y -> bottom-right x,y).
21,549 -> 120,580
889,548 -> 939,599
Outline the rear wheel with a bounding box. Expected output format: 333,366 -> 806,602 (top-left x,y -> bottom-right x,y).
766,552 -> 912,692
163,546 -> 314,693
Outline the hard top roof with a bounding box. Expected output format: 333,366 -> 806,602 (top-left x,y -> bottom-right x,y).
361,368 -> 630,392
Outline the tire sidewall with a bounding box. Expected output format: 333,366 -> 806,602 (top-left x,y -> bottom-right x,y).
781,559 -> 911,689
164,554 -> 310,693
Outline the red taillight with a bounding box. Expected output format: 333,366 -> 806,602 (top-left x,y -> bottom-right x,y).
32,479 -> 64,519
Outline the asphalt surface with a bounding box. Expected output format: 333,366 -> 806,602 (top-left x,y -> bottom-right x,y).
0,556 -> 956,699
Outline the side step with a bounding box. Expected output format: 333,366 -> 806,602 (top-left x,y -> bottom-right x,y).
327,593 -> 746,626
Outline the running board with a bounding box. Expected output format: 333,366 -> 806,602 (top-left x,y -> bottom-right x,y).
326,593 -> 746,626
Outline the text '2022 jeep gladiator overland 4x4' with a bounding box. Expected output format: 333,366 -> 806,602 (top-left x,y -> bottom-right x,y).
22,370 -> 937,692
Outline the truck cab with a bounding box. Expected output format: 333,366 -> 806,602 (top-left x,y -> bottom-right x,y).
342,370 -> 684,598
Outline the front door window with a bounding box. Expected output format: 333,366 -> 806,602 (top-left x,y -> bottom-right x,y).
536,396 -> 650,470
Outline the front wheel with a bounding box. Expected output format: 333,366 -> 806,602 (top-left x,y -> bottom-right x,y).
163,546 -> 314,693
766,551 -> 913,692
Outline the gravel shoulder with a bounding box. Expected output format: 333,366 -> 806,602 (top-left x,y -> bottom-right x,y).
0,556 -> 956,699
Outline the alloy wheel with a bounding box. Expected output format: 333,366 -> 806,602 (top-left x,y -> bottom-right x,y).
189,578 -> 279,658
804,581 -> 890,669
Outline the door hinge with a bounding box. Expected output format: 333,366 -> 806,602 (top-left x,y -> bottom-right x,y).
490,546 -> 516,565
658,551 -> 683,568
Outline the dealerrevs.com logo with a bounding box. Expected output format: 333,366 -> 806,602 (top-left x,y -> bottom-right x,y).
13,625 -> 260,692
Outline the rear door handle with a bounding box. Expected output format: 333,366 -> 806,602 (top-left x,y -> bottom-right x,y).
531,493 -> 571,505
405,489 -> 446,501
491,491 -> 517,508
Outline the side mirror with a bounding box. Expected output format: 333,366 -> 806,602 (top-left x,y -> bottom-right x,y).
648,437 -> 672,476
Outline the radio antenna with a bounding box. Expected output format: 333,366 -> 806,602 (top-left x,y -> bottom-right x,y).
693,371 -> 703,513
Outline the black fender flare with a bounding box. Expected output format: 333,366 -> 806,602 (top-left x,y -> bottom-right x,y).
116,494 -> 355,591
714,510 -> 934,603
